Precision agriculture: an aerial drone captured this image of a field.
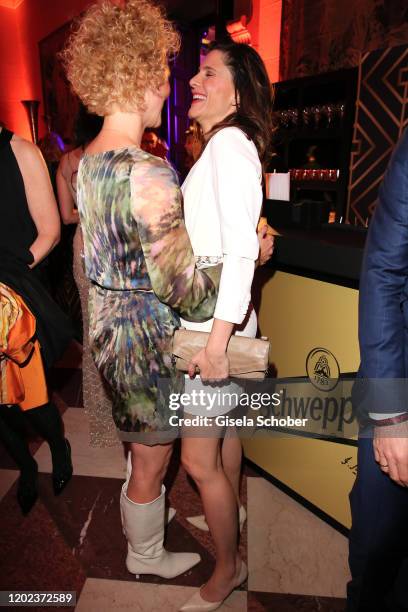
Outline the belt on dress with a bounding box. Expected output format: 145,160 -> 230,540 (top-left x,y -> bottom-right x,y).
91,280 -> 153,293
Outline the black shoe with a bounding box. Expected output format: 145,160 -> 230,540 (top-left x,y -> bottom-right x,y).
52,439 -> 73,496
17,464 -> 38,515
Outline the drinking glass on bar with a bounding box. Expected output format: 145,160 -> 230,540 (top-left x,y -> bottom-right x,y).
302,106 -> 312,127
311,105 -> 322,129
287,108 -> 299,127
329,169 -> 339,181
322,104 -> 334,127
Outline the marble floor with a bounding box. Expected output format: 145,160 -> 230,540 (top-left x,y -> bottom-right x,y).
0,342 -> 349,612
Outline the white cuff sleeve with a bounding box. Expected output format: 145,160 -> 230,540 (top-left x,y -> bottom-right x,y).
213,255 -> 255,324
369,412 -> 405,419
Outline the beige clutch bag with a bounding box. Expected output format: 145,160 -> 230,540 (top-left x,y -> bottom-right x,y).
172,328 -> 270,379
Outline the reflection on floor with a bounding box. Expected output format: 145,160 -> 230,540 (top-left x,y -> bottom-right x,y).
0,342 -> 349,611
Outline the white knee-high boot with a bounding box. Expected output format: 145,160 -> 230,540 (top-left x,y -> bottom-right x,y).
120,482 -> 200,578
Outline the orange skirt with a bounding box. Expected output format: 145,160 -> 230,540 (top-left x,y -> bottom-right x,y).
0,284 -> 48,410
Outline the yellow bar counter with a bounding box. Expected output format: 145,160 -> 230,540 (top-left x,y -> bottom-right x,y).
245,225 -> 366,531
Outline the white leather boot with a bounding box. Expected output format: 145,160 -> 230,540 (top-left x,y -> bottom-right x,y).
121,482 -> 200,578
125,451 -> 176,524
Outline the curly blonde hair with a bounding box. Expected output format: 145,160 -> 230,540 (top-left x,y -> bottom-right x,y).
62,0 -> 180,115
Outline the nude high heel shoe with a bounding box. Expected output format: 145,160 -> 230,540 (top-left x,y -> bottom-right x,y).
178,560 -> 248,611
186,505 -> 246,533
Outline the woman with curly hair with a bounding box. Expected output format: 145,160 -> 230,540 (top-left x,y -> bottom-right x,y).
63,0 -> 223,579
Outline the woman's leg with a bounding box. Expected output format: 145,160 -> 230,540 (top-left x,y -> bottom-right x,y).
221,427 -> 242,505
127,441 -> 173,503
186,428 -> 246,533
121,440 -> 200,578
25,401 -> 72,495
0,405 -> 37,474
25,401 -> 68,465
182,434 -> 241,602
0,405 -> 37,472
0,405 -> 38,514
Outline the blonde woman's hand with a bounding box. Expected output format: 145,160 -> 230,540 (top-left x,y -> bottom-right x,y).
188,347 -> 230,383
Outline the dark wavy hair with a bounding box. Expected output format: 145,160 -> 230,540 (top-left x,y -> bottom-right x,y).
204,40 -> 275,168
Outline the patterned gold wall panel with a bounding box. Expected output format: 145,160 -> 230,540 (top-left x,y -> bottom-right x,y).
347,45 -> 408,224
280,0 -> 408,82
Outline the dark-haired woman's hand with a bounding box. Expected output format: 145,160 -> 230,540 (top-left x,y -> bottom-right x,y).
257,221 -> 275,266
188,347 -> 229,383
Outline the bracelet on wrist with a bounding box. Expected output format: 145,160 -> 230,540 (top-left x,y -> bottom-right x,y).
372,413 -> 408,427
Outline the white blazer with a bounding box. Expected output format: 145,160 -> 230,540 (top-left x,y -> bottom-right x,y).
181,126 -> 263,329
182,127 -> 263,327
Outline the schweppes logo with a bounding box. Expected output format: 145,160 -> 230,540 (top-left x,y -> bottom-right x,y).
306,347 -> 340,392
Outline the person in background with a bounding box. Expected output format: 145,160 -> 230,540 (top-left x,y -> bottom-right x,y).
181,123 -> 202,181
56,107 -> 118,448
38,130 -> 65,191
44,122 -> 80,323
0,125 -> 73,515
141,129 -> 169,159
57,105 -> 103,224
348,128 -> 408,611
178,40 -> 275,611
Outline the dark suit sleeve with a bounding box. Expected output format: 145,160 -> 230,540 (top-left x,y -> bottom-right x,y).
357,129 -> 408,414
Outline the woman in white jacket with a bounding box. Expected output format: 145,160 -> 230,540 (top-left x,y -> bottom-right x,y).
179,41 -> 275,611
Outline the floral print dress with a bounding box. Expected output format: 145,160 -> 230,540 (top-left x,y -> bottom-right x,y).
77,147 -> 221,443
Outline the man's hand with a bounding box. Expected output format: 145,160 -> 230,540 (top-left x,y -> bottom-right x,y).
374,421 -> 408,486
257,221 -> 275,266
